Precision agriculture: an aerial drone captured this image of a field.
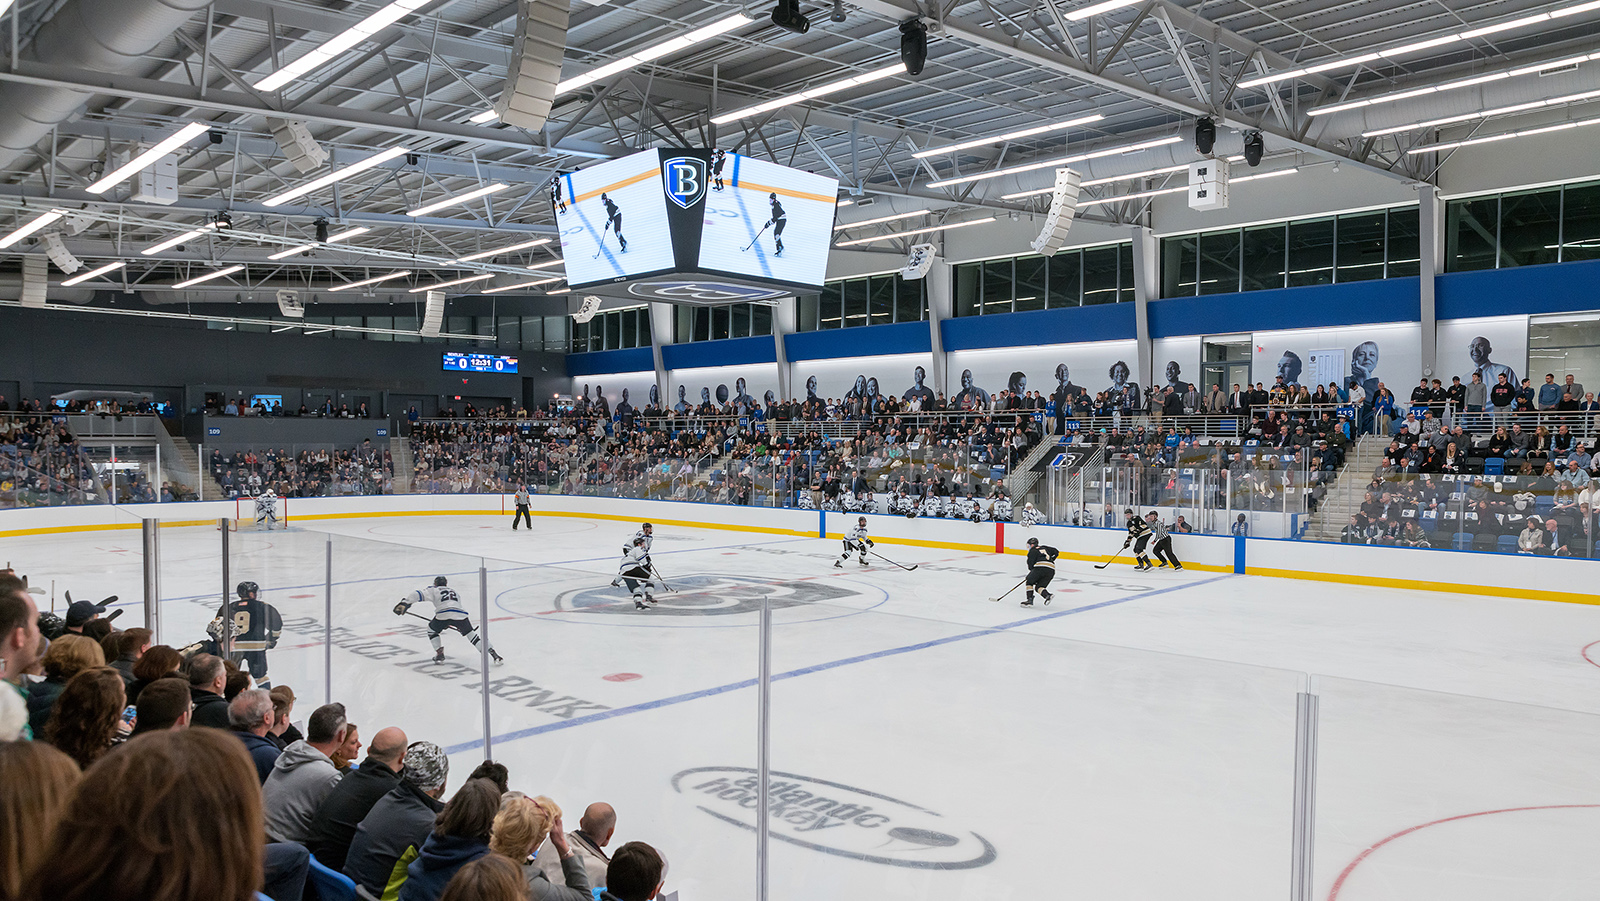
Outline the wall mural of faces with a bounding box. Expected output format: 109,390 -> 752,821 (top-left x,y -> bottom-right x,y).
1249,323 -> 1420,397
1438,316 -> 1527,392
569,372 -> 657,414
945,341 -> 1141,408
666,363 -> 780,413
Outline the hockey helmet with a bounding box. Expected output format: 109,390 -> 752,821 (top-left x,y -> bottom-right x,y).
858,516 -> 867,525
237,581 -> 259,599
641,523 -> 653,531
1026,537 -> 1039,547
1124,508 -> 1135,515
633,536 -> 647,546
434,576 -> 448,587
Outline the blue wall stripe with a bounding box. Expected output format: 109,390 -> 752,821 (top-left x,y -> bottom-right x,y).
1148,277 -> 1422,338
784,320 -> 932,362
940,302 -> 1136,351
661,335 -> 778,369
1437,258 -> 1600,320
565,346 -> 654,377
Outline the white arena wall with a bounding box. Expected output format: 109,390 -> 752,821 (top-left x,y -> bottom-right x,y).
3,495 -> 1596,606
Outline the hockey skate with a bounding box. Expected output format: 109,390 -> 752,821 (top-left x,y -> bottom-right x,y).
1020,598 -> 1033,607
634,598 -> 649,610
611,578 -> 621,587
858,557 -> 869,566
433,649 -> 445,663
491,651 -> 505,666
1173,564 -> 1184,571
646,593 -> 657,606
834,559 -> 843,568
1040,589 -> 1053,605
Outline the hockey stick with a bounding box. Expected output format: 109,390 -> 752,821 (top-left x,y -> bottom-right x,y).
868,549 -> 918,571
741,221 -> 772,252
648,563 -> 677,593
592,220 -> 613,259
988,576 -> 1028,603
1093,545 -> 1128,570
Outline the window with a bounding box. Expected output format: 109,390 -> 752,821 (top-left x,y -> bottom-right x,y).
1286,218 -> 1335,287
337,315 -> 364,339
982,259 -> 1014,314
820,283 -> 844,329
1047,251 -> 1080,307
1197,230 -> 1241,295
1335,211 -> 1386,283
497,315 -> 519,349
895,278 -> 924,323
730,304 -> 750,339
520,316 -> 542,351
954,263 -> 980,317
1081,245 -> 1119,305
797,293 -> 820,332
1241,224 -> 1287,291
949,244 -> 1133,313
1014,256 -> 1048,311
868,275 -> 895,325
394,315 -> 420,342
751,303 -> 773,336
1161,236 -> 1198,297
1563,180 -> 1600,262
843,279 -> 870,327
1386,207 -> 1421,278
1446,197 -> 1498,272
620,309 -> 638,348
1499,188 -> 1560,267
711,305 -> 730,341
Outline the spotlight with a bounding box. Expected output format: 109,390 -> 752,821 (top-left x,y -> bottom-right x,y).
771,0 -> 810,34
830,0 -> 846,22
314,218 -> 330,243
208,129 -> 225,145
1243,131 -> 1264,167
406,152 -> 420,167
900,19 -> 928,77
1194,117 -> 1216,155
213,211 -> 233,230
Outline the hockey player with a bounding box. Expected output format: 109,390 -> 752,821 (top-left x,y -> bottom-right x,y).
254,490 -> 281,529
600,193 -> 628,252
618,536 -> 657,610
835,516 -> 873,568
395,576 -> 504,664
889,491 -> 916,518
1123,508 -> 1154,571
210,581 -> 283,688
549,175 -> 567,213
1018,502 -> 1042,527
764,193 -> 787,255
1146,511 -> 1183,570
712,149 -> 728,192
797,491 -> 816,511
951,492 -> 978,523
1021,537 -> 1057,607
511,483 -> 531,530
839,489 -> 859,514
918,492 -> 944,519
990,495 -> 1014,522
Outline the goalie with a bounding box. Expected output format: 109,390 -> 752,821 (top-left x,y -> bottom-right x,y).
396,576 -> 504,664
209,581 -> 283,688
255,489 -> 282,529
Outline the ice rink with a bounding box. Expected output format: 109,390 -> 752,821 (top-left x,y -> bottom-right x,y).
11,510 -> 1600,901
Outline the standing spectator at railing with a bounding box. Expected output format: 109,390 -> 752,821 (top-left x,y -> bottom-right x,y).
1410,378 -> 1431,412
1227,383 -> 1247,417
1464,372 -> 1488,427
1373,387 -> 1396,436
1490,373 -> 1515,422
1564,374 -> 1584,403
1556,391 -> 1581,413
1538,374 -> 1562,410
1446,376 -> 1466,417
1516,378 -> 1536,414
1428,379 -> 1447,418
1345,378 -> 1367,432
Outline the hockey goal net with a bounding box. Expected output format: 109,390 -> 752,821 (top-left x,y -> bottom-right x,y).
220,495 -> 290,531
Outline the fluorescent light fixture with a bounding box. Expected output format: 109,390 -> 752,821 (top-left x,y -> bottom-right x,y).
268,244 -> 314,260
911,114 -> 1105,159
1241,0 -> 1600,90
482,276 -> 564,294
262,146 -> 409,208
925,134 -> 1182,189
835,216 -> 996,247
452,237 -> 553,262
328,226 -> 370,242
172,264 -> 244,289
0,209 -> 66,248
837,199 -> 854,208
1406,114 -> 1600,153
1065,0 -> 1140,19
558,12 -> 753,96
86,122 -> 210,195
711,62 -> 906,125
1075,168 -> 1299,207
546,287 -> 572,294
1312,49 -> 1600,118
407,273 -> 494,294
329,270 -> 411,292
1002,162 -> 1209,199
267,224 -> 371,260
469,110 -> 499,124
407,183 -> 510,217
142,225 -> 214,255
525,258 -> 566,271
61,260 -> 126,287
252,0 -> 432,92
834,209 -> 931,231
1364,86 -> 1600,137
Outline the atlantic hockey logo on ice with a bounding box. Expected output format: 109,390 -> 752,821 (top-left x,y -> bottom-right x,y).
556,574 -> 854,616
662,157 -> 708,210
672,767 -> 996,870
626,281 -> 788,303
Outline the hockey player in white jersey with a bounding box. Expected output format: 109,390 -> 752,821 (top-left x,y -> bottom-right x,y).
990,496 -> 1014,522
1018,502 -> 1042,527
254,490 -> 281,529
951,492 -> 979,523
889,491 -> 917,518
839,489 -> 859,514
835,516 -> 873,568
918,493 -> 944,519
613,523 -> 654,587
797,491 -> 816,510
618,536 -> 657,609
395,576 -> 504,664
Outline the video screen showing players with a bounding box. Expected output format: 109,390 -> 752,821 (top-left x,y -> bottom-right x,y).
698,151 -> 838,289
557,151 -> 677,288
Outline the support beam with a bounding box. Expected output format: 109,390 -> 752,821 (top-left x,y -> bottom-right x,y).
1418,184 -> 1442,379
649,301 -> 673,404
772,297 -> 795,401
1128,225 -> 1158,395
924,259 -> 953,396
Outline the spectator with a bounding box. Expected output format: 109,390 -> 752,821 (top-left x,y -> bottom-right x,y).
1490,373 -> 1516,419
127,644 -> 183,704
538,801 -> 615,890
22,729 -> 264,901
0,575 -> 41,733
229,688 -> 281,783
263,701 -> 349,843
0,741 -> 81,901
224,666 -> 251,702
398,777 -> 504,901
1464,372 -> 1488,426
307,726 -> 408,870
61,599 -> 106,636
440,854 -> 528,901
1231,513 -> 1249,536
42,666 -> 126,770
129,676 -> 192,735
103,627 -> 151,689
268,684 -> 303,748
344,740 -> 451,896
494,794 -> 593,900
26,634 -> 105,738
332,721 -> 364,773
1518,519 -> 1545,554
1544,517 -> 1571,556
602,842 -> 667,901
1538,373 -> 1562,410
186,653 -> 231,728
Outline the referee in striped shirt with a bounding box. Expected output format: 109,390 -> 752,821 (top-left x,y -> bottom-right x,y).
1144,511 -> 1183,571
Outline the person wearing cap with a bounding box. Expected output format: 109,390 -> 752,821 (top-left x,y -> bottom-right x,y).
63,599 -> 106,635
343,740 -> 451,896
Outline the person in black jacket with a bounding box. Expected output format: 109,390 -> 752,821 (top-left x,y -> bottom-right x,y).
1123,508 -> 1154,571
1021,537 -> 1057,608
307,726 -> 408,870
344,741 -> 451,895
186,653 -> 232,729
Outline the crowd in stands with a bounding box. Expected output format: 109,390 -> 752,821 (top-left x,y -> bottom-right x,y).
0,395 -> 167,416
0,416 -> 103,509
0,569 -> 672,901
209,397 -> 379,419
210,442 -> 395,498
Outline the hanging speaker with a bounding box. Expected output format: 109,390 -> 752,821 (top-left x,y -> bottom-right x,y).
42,232 -> 82,274
20,255 -> 47,307
268,119 -> 328,174
572,294 -> 603,323
276,289 -> 305,318
421,291 -> 446,337
1029,168 -> 1082,256
495,0 -> 571,131
900,243 -> 938,280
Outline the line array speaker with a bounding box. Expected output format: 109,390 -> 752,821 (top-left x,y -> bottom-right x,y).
1029,168 -> 1082,256
494,0 -> 571,131
21,255 -> 47,307
421,291 -> 446,337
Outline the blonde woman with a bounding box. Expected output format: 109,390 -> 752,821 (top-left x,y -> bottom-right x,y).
489,794 -> 591,901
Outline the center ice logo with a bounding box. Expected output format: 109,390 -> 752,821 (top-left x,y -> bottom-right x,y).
672,767 -> 996,869
556,573 -> 855,616
662,157 -> 708,209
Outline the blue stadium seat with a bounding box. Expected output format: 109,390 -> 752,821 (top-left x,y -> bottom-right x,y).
1452,532 -> 1474,550
1483,458 -> 1505,475
1497,534 -> 1521,553
307,855 -> 358,901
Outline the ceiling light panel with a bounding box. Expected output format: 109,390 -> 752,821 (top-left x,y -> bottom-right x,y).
911,114 -> 1105,159
525,259 -> 566,271
925,135 -> 1183,188
483,276 -> 564,294
253,0 -> 432,92
407,273 -> 495,293
1311,49 -> 1600,118
453,238 -> 552,262
1364,87 -> 1600,137
142,225 -> 214,255
61,260 -> 126,287
0,209 -> 66,248
835,216 -> 996,247
711,62 -> 906,125
329,270 -> 412,292
1076,168 -> 1299,207
834,209 -> 931,231
1065,0 -> 1141,19
558,13 -> 753,96
1406,114 -> 1600,153
86,122 -> 209,195
173,264 -> 245,289
262,146 -> 409,208
407,183 -> 510,217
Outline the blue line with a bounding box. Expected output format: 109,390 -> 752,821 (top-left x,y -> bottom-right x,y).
445,573 -> 1233,754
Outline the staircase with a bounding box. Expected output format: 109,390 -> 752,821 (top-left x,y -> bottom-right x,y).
1004,438 -> 1063,506
390,437 -> 414,494
1302,435 -> 1389,542
168,438 -> 216,502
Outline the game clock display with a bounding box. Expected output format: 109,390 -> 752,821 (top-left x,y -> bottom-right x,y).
442,352 -> 519,373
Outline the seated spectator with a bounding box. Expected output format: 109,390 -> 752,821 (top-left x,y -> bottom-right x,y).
441,854 -> 528,901
269,684 -> 303,748
263,701 -> 349,843
129,676 -> 192,735
493,794 -> 592,900
0,741 -> 81,901
332,721 -> 364,773
344,740 -> 451,895
601,842 -> 667,901
185,653 -> 231,729
127,644 -> 183,704
538,801 -> 616,890
26,634 -> 104,738
1543,517 -> 1573,556
103,627 -> 150,689
229,688 -> 280,783
42,666 -> 126,770
307,726 -> 408,870
399,777 -> 504,901
21,728 -> 264,901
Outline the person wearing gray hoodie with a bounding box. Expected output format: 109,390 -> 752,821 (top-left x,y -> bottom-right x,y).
263,702 -> 348,843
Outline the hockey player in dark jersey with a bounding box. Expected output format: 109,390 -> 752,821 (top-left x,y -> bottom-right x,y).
712,149 -> 728,192
1021,537 -> 1057,607
210,581 -> 283,688
396,576 -> 504,664
1123,508 -> 1154,571
764,193 -> 787,255
601,193 -> 627,252
549,175 -> 567,213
